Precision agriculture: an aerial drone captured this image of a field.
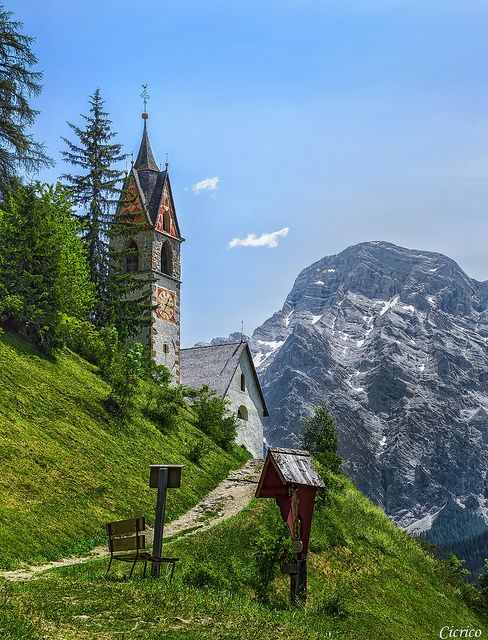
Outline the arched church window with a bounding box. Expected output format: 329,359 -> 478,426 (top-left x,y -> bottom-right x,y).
240,373 -> 246,391
126,240 -> 139,273
161,241 -> 173,276
237,405 -> 248,421
163,210 -> 171,233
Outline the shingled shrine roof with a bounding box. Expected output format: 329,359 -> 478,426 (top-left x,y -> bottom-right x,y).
180,342 -> 269,416
258,448 -> 325,490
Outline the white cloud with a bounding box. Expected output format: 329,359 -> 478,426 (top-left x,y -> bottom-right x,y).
192,176 -> 219,194
228,227 -> 289,249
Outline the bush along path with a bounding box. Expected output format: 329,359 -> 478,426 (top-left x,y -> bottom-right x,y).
0,459 -> 263,582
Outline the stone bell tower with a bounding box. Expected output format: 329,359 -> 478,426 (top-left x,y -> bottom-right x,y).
115,108 -> 183,382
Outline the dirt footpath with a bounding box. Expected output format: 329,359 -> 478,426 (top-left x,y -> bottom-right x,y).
1,458 -> 263,582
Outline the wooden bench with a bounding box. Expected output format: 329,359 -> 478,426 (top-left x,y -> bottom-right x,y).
105,516 -> 178,580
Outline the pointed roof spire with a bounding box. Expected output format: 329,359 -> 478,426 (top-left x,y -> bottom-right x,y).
134,84 -> 159,172
134,117 -> 160,172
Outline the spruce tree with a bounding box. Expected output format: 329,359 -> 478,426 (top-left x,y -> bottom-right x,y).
61,89 -> 126,321
0,5 -> 52,187
299,404 -> 342,472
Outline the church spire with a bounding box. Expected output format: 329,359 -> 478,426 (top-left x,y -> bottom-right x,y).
134,118 -> 160,172
134,84 -> 159,172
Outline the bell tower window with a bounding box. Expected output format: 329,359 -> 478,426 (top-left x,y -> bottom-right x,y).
163,210 -> 171,233
126,240 -> 139,273
161,241 -> 173,276
240,373 -> 246,391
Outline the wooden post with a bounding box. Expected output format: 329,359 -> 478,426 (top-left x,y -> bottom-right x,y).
295,557 -> 307,600
151,466 -> 168,578
290,557 -> 307,601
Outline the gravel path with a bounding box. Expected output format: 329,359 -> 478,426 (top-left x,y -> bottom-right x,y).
0,459 -> 263,582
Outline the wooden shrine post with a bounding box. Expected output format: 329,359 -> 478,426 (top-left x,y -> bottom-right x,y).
255,448 -> 325,601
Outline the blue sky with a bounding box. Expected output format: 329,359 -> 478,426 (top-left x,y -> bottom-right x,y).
14,0 -> 488,345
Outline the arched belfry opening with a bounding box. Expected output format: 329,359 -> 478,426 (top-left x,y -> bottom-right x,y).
126,239 -> 139,273
161,241 -> 173,276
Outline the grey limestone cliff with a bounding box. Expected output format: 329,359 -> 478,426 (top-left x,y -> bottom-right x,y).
249,241 -> 488,540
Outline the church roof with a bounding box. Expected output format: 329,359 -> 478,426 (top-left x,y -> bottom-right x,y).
129,121 -> 182,238
180,342 -> 269,416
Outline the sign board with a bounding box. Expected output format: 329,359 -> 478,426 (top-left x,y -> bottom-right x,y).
149,465 -> 183,489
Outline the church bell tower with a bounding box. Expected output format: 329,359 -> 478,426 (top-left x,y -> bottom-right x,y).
116,107 -> 183,382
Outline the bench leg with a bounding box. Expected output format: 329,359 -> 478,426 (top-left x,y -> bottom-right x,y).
143,562 -> 147,578
106,555 -> 113,576
169,562 -> 176,583
129,557 -> 138,579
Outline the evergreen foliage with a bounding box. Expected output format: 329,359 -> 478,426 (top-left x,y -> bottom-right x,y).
437,528 -> 488,581
187,385 -> 238,451
105,341 -> 148,419
0,183 -> 94,353
61,89 -> 126,320
0,5 -> 52,187
299,403 -> 342,472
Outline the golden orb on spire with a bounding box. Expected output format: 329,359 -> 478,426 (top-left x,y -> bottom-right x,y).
142,112 -> 149,120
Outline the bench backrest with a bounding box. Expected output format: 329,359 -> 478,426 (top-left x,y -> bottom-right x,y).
106,517 -> 146,553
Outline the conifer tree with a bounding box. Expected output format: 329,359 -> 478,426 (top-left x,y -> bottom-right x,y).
61,89 -> 126,321
0,182 -> 95,353
0,5 -> 52,187
299,404 -> 342,472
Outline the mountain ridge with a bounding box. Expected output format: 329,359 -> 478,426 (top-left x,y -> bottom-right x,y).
208,241 -> 488,550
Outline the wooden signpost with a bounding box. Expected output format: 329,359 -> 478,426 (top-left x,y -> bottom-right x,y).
149,464 -> 183,578
255,448 -> 325,600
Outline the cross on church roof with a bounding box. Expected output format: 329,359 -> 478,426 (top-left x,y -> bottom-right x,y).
141,83 -> 149,118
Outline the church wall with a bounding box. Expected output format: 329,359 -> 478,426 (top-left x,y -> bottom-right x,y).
148,231 -> 181,380
225,354 -> 265,459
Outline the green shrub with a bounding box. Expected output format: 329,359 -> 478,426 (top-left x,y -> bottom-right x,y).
250,521 -> 292,603
144,381 -> 185,433
60,315 -> 105,365
183,564 -> 230,590
186,438 -> 210,465
105,342 -> 147,419
187,385 -> 237,451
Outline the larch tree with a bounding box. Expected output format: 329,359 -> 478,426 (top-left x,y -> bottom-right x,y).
61,89 -> 126,321
0,4 -> 52,188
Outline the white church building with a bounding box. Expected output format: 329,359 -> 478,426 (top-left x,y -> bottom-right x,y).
180,342 -> 268,459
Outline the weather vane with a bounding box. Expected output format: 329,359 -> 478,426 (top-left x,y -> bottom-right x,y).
141,84 -> 149,119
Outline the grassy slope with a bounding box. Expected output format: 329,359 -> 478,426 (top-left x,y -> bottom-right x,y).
0,332 -> 248,570
2,474 -> 486,640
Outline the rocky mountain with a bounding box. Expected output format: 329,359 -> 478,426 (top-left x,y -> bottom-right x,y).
249,241 -> 488,544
